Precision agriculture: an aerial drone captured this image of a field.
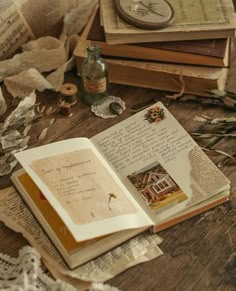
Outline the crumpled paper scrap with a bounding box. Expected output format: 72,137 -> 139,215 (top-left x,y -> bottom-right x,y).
5,68 -> 53,98
0,36 -> 67,80
0,0 -> 98,99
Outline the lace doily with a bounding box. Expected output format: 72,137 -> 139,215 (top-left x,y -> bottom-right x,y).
0,246 -> 121,291
0,246 -> 75,291
91,96 -> 126,119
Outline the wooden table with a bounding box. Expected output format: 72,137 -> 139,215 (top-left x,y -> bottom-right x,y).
0,56 -> 236,290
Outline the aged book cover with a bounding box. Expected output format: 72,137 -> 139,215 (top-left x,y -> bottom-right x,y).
14,102 -> 230,246
11,170 -> 145,269
100,0 -> 236,44
84,9 -> 231,67
75,39 -> 229,96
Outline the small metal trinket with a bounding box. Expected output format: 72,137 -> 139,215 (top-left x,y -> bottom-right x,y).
114,0 -> 174,30
109,102 -> 124,115
90,95 -> 126,118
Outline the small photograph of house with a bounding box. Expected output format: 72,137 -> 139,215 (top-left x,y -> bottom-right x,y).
127,162 -> 188,211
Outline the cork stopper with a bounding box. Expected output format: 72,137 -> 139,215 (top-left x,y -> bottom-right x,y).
60,83 -> 78,96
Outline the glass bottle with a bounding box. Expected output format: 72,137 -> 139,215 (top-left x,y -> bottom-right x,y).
80,45 -> 108,105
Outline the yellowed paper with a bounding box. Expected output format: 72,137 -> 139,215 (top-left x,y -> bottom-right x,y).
30,148 -> 136,225
15,138 -> 153,242
0,36 -> 67,80
91,102 -> 230,224
0,2 -> 34,61
0,0 -> 98,98
101,0 -> 235,31
46,57 -> 75,92
0,36 -> 74,96
0,0 -> 79,60
59,233 -> 163,282
0,187 -> 163,286
3,36 -> 79,96
4,68 -> 53,98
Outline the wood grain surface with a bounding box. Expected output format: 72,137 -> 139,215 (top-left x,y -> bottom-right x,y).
0,46 -> 236,291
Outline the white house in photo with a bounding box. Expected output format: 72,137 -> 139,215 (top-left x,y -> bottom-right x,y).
140,172 -> 177,205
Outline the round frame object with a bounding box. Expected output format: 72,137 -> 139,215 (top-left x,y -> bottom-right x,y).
114,0 -> 174,30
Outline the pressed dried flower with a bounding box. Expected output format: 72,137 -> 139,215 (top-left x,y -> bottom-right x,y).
145,106 -> 165,124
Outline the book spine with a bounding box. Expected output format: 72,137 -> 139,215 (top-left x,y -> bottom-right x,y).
89,40 -> 228,68
150,196 -> 229,233
106,62 -> 226,96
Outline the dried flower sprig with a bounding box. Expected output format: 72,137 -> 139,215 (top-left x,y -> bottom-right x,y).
170,89 -> 236,110
208,89 -> 236,107
0,94 -> 57,176
193,115 -> 236,125
192,132 -> 236,138
203,148 -> 236,168
0,93 -> 36,176
192,115 -> 236,139
129,0 -> 164,17
108,193 -> 117,211
131,88 -> 236,112
144,106 -> 165,124
192,114 -> 236,167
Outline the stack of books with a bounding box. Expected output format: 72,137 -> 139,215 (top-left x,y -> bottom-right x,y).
74,0 -> 236,96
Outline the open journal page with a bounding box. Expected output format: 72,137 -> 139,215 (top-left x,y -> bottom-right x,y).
91,102 -> 230,224
14,138 -> 152,242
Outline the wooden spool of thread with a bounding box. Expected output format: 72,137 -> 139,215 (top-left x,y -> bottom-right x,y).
59,101 -> 73,117
60,83 -> 78,106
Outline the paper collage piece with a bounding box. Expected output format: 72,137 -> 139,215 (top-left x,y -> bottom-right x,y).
30,148 -> 137,225
127,161 -> 188,213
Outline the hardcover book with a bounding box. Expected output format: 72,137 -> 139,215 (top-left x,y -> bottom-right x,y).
75,38 -> 229,96
82,8 -> 231,68
13,102 -> 230,267
10,169 -> 146,269
100,0 -> 236,45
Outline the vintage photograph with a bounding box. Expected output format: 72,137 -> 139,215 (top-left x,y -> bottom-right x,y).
127,162 -> 188,211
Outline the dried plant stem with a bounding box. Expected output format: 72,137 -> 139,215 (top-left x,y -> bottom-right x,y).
203,125 -> 235,148
167,92 -> 236,110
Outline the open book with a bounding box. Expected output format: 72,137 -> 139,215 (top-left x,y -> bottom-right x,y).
13,102 -> 230,266
10,170 -> 148,269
